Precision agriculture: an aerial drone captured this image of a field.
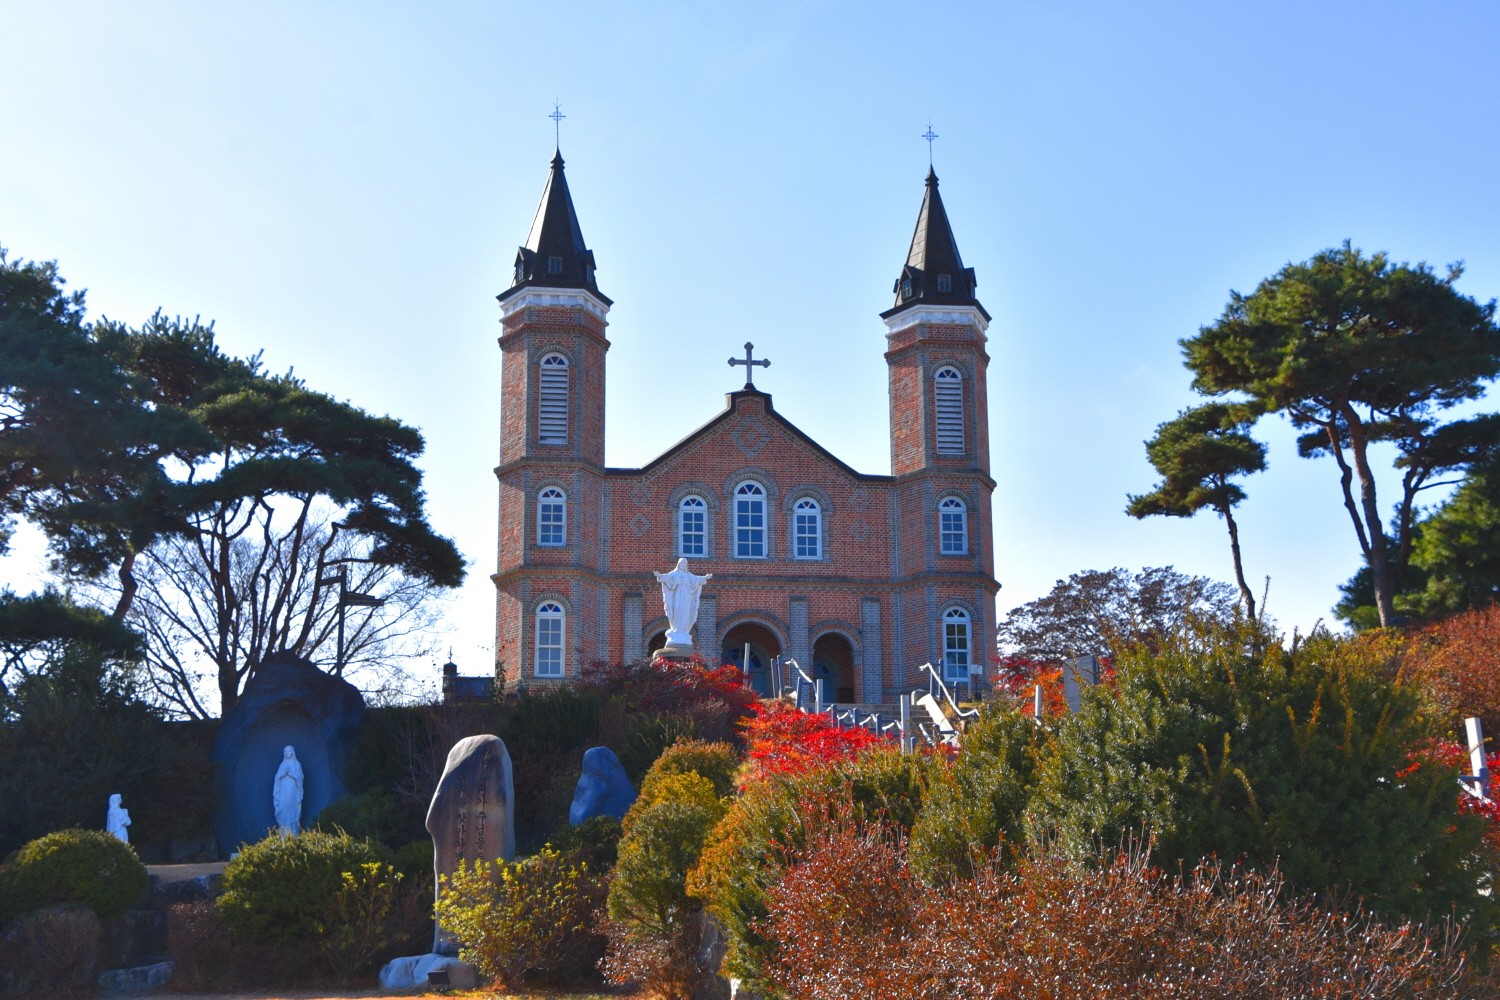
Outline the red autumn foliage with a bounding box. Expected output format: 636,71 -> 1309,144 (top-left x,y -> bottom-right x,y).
740,701 -> 889,784
1401,739 -> 1500,851
758,808 -> 1489,999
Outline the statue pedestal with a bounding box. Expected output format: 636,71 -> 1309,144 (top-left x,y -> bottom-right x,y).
656,641 -> 698,661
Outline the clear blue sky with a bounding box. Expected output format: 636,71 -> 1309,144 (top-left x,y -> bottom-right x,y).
3,2 -> 1498,680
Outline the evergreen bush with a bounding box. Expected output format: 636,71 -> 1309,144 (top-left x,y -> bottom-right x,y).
1031,621 -> 1499,930
909,701 -> 1047,882
0,828 -> 147,923
637,738 -> 740,802
215,829 -> 384,946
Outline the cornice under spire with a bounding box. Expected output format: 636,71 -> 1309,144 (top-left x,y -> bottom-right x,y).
499,150 -> 611,306
881,167 -> 987,321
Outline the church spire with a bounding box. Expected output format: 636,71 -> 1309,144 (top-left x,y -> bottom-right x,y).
499,149 -> 610,305
881,166 -> 986,320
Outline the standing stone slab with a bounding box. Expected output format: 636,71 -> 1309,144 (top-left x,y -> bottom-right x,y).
427,734 -> 515,955
569,746 -> 637,825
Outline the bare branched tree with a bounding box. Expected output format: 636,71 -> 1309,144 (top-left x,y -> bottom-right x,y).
116,503 -> 451,718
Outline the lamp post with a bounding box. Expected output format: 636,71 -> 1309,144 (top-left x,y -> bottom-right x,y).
317,564 -> 385,673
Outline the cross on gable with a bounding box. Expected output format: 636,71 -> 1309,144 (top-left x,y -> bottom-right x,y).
728,341 -> 771,388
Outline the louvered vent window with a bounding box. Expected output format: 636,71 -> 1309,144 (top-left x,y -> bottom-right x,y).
538,353 -> 569,445
934,366 -> 964,454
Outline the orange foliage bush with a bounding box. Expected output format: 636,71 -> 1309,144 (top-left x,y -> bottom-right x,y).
1404,603 -> 1500,739
759,814 -> 1490,999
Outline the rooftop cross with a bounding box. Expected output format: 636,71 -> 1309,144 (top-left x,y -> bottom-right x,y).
922,121 -> 938,165
549,102 -> 566,147
728,341 -> 771,388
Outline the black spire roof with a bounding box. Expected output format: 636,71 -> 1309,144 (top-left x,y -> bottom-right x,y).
498,150 -> 611,305
881,167 -> 987,321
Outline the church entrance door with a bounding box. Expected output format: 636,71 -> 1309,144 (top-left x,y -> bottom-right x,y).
721,622 -> 781,697
812,633 -> 856,703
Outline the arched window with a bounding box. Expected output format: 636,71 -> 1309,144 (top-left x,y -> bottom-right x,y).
537,487 -> 566,547
939,497 -> 967,555
534,602 -> 565,678
793,497 -> 821,559
538,353 -> 569,445
679,495 -> 707,557
734,482 -> 766,558
942,607 -> 971,682
934,366 -> 964,454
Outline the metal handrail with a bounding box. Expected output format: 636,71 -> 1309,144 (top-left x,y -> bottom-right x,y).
916,661 -> 980,726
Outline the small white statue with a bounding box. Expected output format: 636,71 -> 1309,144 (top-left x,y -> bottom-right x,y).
273,745 -> 305,835
106,793 -> 131,843
653,558 -> 713,648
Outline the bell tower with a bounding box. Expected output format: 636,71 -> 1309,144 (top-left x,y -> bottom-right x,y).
883,166 -> 999,685
494,150 -> 612,684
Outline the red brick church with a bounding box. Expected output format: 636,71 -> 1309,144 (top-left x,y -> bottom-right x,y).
492,150 -> 998,704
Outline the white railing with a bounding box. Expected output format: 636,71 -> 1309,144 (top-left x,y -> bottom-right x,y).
772,656 -> 979,752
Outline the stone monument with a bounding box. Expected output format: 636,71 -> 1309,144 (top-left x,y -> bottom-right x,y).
106,793 -> 131,844
569,746 -> 637,825
427,735 -> 515,953
380,734 -> 514,991
654,558 -> 713,658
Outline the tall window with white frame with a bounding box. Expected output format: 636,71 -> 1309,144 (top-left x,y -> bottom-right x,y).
534,601 -> 565,678
938,496 -> 968,555
942,607 -> 971,682
679,495 -> 707,557
934,366 -> 964,454
793,497 -> 821,559
538,353 -> 569,445
537,487 -> 567,547
734,482 -> 767,558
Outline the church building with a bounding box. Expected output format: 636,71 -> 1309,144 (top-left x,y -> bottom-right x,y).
492,150 -> 999,704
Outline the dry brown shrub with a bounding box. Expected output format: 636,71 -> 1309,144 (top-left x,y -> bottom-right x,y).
164,900 -> 233,992
758,816 -> 1492,999
1,906 -> 100,996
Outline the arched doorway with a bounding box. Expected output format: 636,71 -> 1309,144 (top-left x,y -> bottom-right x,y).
812,632 -> 856,703
646,630 -> 668,659
721,621 -> 781,697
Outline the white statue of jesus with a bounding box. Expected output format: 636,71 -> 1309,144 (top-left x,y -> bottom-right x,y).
654,558 -> 712,648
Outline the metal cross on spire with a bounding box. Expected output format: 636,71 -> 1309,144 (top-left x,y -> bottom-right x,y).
728,341 -> 771,388
549,102 -> 566,147
922,121 -> 939,165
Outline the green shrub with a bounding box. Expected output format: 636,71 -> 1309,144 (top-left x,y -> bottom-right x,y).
216,829 -> 384,946
319,861 -> 405,984
1031,622 -> 1499,930
910,702 -> 1047,882
544,815 -> 622,872
389,838 -> 435,882
0,828 -> 147,923
614,712 -> 702,784
433,849 -> 607,987
638,739 -> 740,802
609,773 -> 725,936
315,789 -> 426,848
